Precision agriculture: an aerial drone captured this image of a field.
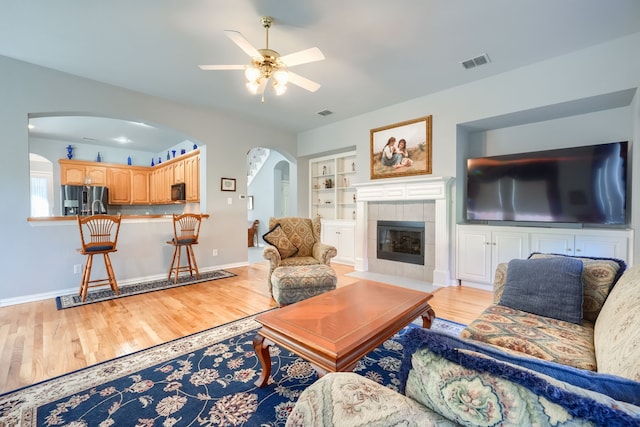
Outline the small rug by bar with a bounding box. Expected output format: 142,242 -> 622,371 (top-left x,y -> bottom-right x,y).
0,314 -> 464,426
55,270 -> 236,310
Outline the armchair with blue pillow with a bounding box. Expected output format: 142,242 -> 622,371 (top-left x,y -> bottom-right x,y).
286,254 -> 640,426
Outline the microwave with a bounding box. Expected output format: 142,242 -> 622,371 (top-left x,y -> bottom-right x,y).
171,183 -> 186,201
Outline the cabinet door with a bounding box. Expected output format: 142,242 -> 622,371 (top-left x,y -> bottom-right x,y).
337,223 -> 355,264
85,166 -> 107,186
531,233 -> 574,255
574,235 -> 627,259
61,163 -> 86,185
107,168 -> 131,204
323,222 -> 355,265
491,231 -> 530,274
185,155 -> 200,201
322,223 -> 339,248
131,169 -> 150,204
173,160 -> 185,183
457,228 -> 492,283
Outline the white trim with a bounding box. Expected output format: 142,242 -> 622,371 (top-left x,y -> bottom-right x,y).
353,177 -> 455,287
0,262 -> 247,307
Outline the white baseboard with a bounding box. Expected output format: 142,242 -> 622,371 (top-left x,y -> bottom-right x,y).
0,262 -> 249,307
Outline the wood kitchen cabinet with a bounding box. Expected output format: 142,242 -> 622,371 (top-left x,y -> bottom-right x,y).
107,167 -> 131,204
184,155 -> 199,201
130,168 -> 150,204
59,151 -> 199,206
60,160 -> 106,186
173,160 -> 185,184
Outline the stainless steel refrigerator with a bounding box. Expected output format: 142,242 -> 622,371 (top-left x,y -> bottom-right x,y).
61,185 -> 109,216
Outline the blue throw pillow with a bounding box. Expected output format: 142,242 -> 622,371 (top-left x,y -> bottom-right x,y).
499,257 -> 584,324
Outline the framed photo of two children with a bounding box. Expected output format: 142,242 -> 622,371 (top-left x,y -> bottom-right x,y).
370,115 -> 432,180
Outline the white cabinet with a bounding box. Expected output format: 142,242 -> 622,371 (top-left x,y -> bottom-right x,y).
531,230 -> 628,260
322,220 -> 355,265
457,226 -> 529,285
310,151 -> 357,221
458,225 -> 633,287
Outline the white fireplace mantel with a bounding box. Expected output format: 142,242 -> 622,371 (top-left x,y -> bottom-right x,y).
353,176 -> 455,287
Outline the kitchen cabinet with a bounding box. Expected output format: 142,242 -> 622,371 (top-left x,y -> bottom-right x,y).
60,160 -> 106,186
107,167 -> 132,204
60,151 -> 199,206
322,219 -> 355,265
457,224 -> 633,287
184,155 -> 200,201
173,160 -> 185,184
107,167 -> 150,205
130,168 -> 150,204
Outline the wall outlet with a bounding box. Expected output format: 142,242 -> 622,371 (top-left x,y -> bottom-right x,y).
73,264 -> 82,274
212,249 -> 218,257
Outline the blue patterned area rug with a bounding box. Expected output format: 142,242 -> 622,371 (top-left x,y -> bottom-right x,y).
55,270 -> 237,310
0,315 -> 464,426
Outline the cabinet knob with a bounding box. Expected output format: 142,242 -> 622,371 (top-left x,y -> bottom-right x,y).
575,248 -> 581,252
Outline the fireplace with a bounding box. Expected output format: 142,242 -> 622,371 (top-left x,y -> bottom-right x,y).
353,177 -> 453,287
377,220 -> 425,265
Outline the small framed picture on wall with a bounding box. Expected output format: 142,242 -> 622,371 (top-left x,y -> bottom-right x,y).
221,178 -> 236,192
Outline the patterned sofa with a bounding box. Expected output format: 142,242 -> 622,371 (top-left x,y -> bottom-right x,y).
286,255 -> 640,426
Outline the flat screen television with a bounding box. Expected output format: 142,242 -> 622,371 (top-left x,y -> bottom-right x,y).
466,141 -> 628,225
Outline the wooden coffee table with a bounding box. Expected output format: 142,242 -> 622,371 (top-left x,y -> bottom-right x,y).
253,280 -> 435,387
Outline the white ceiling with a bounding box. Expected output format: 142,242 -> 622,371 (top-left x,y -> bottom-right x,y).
4,0 -> 640,151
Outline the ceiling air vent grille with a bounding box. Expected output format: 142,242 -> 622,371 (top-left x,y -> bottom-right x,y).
461,53 -> 491,70
317,109 -> 333,116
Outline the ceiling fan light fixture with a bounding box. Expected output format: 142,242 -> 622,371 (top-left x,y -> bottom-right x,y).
200,15 -> 324,98
273,69 -> 288,85
273,81 -> 287,96
245,66 -> 261,82
246,80 -> 260,94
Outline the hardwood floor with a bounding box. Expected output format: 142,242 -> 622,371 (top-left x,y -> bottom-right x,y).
0,262 -> 491,395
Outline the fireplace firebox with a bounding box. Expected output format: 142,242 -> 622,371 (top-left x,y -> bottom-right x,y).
377,221 -> 425,265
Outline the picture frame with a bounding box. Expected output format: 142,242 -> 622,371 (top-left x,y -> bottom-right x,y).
370,115 -> 432,180
221,177 -> 236,192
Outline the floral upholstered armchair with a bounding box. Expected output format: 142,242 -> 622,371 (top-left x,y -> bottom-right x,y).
262,217 -> 337,294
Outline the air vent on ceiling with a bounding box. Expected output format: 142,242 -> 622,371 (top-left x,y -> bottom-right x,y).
461,53 -> 491,70
317,109 -> 333,117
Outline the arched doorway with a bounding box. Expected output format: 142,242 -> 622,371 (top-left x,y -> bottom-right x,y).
247,148 -> 296,263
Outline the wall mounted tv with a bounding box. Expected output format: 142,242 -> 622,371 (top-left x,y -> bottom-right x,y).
466,141 -> 628,226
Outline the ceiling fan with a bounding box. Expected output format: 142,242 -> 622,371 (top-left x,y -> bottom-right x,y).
199,16 -> 325,100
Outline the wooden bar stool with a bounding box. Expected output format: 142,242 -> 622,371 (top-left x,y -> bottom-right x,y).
167,213 -> 202,283
77,214 -> 122,302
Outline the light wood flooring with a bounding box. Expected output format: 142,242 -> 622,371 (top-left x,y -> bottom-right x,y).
0,262 -> 492,395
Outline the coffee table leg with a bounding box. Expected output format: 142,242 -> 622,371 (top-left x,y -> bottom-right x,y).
421,305 -> 436,329
253,333 -> 272,387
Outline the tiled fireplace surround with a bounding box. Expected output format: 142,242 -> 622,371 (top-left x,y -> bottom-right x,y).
353,177 -> 454,287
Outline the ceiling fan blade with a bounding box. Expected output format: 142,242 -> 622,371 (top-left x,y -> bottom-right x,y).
198,64 -> 246,70
280,47 -> 325,67
287,71 -> 321,92
224,30 -> 262,59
